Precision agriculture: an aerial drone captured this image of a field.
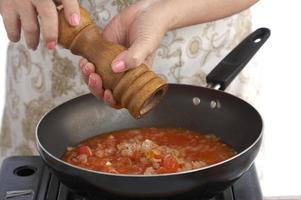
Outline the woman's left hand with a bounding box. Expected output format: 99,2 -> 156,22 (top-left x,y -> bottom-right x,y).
79,0 -> 174,107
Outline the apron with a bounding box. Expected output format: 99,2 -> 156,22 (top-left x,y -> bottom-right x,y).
0,0 -> 253,163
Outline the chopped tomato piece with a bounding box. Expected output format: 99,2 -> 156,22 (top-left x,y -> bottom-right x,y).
163,155 -> 178,169
155,167 -> 168,174
157,155 -> 179,173
77,146 -> 93,156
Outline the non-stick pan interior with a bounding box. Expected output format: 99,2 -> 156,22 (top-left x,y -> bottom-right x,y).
37,84 -> 262,159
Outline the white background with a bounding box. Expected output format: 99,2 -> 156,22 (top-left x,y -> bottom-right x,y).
0,0 -> 301,198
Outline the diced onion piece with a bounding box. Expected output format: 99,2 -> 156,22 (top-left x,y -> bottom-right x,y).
144,167 -> 155,175
67,146 -> 74,151
95,150 -> 104,158
105,161 -> 112,166
77,154 -> 88,163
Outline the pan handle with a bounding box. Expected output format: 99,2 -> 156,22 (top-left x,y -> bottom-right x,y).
206,27 -> 270,91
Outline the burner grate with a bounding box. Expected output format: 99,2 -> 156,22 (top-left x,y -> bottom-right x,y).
0,156 -> 262,200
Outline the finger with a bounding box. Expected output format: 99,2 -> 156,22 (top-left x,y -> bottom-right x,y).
81,62 -> 95,84
83,62 -> 95,76
79,58 -> 88,70
125,34 -> 158,69
88,73 -> 104,99
111,49 -> 156,73
17,2 -> 40,50
0,2 -> 21,42
111,51 -> 127,73
79,58 -> 89,82
61,0 -> 80,26
33,0 -> 58,49
111,35 -> 159,72
103,90 -> 121,109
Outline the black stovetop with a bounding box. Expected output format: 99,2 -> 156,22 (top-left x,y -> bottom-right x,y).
0,156 -> 262,200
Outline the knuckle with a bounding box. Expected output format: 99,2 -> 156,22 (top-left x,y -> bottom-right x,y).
128,54 -> 141,67
42,9 -> 54,18
23,22 -> 38,34
35,1 -> 56,17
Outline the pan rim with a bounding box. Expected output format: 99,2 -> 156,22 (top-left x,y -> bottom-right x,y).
36,83 -> 263,177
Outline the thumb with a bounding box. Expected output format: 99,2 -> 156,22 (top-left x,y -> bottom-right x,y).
111,36 -> 158,73
60,0 -> 80,26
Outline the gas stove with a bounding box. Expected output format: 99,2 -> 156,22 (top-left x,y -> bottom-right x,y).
0,156 -> 262,200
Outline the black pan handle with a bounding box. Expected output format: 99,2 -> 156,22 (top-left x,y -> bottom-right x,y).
206,27 -> 270,91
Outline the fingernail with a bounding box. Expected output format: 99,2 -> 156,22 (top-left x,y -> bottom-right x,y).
70,13 -> 80,26
88,76 -> 96,87
46,41 -> 56,50
112,60 -> 126,72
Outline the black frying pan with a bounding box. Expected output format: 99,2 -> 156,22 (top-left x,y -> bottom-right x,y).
36,28 -> 270,199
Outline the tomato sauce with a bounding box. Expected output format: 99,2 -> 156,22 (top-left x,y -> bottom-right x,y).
62,128 -> 236,175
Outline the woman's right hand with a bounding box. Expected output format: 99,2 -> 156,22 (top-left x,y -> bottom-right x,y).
0,0 -> 80,50
79,0 -> 174,108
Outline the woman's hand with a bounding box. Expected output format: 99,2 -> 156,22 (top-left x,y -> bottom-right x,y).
0,0 -> 80,50
79,0 -> 174,107
82,0 -> 258,108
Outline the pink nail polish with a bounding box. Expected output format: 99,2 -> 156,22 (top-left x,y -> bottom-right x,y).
112,60 -> 126,72
70,13 -> 80,26
46,41 -> 56,50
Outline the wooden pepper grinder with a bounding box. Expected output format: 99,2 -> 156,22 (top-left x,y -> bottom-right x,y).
57,7 -> 168,118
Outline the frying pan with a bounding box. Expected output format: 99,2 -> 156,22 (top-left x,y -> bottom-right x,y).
36,28 -> 270,199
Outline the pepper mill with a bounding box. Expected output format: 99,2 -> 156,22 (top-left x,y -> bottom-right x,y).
57,7 -> 168,118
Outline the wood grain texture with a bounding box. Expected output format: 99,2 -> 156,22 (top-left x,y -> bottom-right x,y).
57,6 -> 167,118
